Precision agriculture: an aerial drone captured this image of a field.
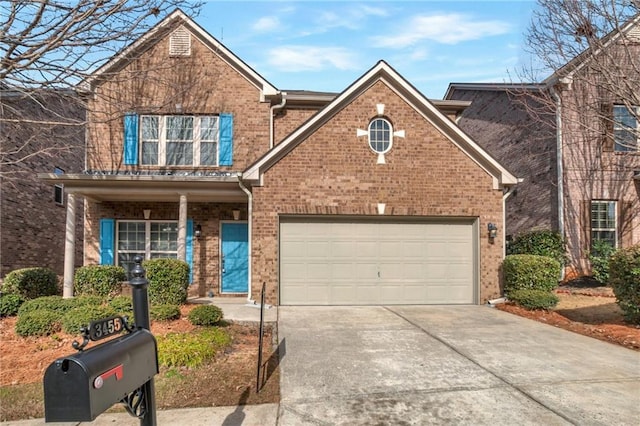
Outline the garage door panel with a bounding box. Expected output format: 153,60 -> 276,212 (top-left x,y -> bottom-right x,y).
280,220 -> 476,305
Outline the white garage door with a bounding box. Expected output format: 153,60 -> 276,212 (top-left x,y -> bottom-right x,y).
280,219 -> 477,305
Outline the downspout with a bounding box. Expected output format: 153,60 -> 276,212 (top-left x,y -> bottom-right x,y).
551,86 -> 565,280
502,183 -> 520,258
270,93 -> 287,149
237,174 -> 254,304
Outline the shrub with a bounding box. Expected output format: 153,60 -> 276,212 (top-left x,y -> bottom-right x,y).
150,304 -> 181,321
156,328 -> 231,368
74,265 -> 126,298
143,259 -> 190,305
18,296 -> 74,316
61,305 -> 117,335
609,245 -> 640,325
589,240 -> 616,285
15,311 -> 61,336
503,254 -> 561,296
108,295 -> 133,315
507,230 -> 567,266
73,295 -> 105,307
2,267 -> 58,299
0,293 -> 24,317
508,289 -> 559,310
188,305 -> 224,326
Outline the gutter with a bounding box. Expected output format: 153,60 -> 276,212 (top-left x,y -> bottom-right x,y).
550,86 -> 566,281
270,93 -> 287,148
237,174 -> 254,304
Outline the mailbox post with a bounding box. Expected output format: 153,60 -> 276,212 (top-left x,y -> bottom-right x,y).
129,255 -> 157,426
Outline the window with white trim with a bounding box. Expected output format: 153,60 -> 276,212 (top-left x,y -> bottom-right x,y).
141,115 -> 219,166
117,221 -> 178,276
591,200 -> 617,248
368,118 -> 392,154
54,167 -> 64,205
613,105 -> 639,152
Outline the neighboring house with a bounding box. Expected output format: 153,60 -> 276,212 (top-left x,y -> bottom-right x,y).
1,88 -> 85,278
446,19 -> 640,278
41,10 -> 517,305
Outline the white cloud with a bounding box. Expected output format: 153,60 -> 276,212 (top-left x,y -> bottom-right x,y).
252,16 -> 281,32
267,46 -> 359,72
372,13 -> 512,47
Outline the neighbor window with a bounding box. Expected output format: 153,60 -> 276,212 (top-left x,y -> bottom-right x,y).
54,167 -> 64,205
141,115 -> 219,166
368,118 -> 392,154
613,105 -> 639,152
117,220 -> 178,276
591,201 -> 617,248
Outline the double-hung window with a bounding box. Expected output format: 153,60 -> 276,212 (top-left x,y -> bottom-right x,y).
141,115 -> 219,166
590,201 -> 617,248
117,220 -> 178,276
613,105 -> 639,152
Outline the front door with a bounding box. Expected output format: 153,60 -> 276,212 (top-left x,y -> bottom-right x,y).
221,222 -> 249,293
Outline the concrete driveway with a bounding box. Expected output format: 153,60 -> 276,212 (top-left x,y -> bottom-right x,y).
277,306 -> 640,425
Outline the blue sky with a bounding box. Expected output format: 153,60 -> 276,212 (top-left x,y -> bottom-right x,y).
198,0 -> 537,98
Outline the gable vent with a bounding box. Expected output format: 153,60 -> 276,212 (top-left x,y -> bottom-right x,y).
628,26 -> 640,42
169,26 -> 191,57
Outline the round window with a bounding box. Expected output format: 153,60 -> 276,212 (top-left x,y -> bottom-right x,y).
368,118 -> 392,154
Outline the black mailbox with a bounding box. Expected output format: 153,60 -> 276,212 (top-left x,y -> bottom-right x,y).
43,328 -> 158,422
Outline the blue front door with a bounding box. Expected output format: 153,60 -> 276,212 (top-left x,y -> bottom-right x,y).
221,222 -> 248,293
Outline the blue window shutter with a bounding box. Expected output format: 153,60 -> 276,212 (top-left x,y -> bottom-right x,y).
123,113 -> 139,165
100,219 -> 115,265
219,113 -> 233,166
186,219 -> 194,284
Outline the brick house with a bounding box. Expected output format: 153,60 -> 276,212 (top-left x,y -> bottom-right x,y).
446,18 -> 640,278
1,88 -> 84,278
41,10 -> 517,305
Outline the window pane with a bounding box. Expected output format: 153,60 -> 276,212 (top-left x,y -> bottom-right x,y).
150,222 -> 178,252
142,116 -> 159,140
142,141 -> 158,165
200,142 -> 217,165
118,222 -> 145,251
167,142 -> 193,165
613,105 -> 638,152
369,119 -> 391,153
166,116 -> 193,140
201,116 -> 218,141
591,201 -> 616,248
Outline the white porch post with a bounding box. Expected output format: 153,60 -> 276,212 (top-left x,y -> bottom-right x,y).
177,194 -> 187,261
63,193 -> 76,298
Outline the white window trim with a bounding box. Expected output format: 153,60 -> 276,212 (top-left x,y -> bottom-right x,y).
115,220 -> 179,265
591,200 -> 618,247
368,117 -> 393,154
141,115 -> 219,166
613,105 -> 639,152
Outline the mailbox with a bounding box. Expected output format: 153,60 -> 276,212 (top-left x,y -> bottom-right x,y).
43,328 -> 158,422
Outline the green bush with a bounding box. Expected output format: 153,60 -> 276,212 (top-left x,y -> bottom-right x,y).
507,230 -> 567,266
503,254 -> 561,295
589,240 -> 616,285
61,305 -> 117,335
108,295 -> 133,315
156,328 -> 231,368
150,304 -> 181,321
609,245 -> 640,325
0,293 -> 24,317
143,258 -> 190,305
508,289 -> 559,310
2,267 -> 58,299
188,305 -> 224,326
15,311 -> 61,336
74,265 -> 126,298
73,295 -> 105,307
18,296 -> 74,316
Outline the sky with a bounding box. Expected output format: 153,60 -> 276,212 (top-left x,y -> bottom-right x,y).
197,0 -> 538,99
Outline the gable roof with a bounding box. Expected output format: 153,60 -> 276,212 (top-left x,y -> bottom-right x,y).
82,9 -> 278,99
243,60 -> 518,189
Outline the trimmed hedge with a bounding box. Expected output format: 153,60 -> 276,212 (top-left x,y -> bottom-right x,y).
188,305 -> 224,326
61,305 -> 117,335
108,295 -> 133,315
156,328 -> 231,368
150,304 -> 181,321
15,311 -> 61,336
589,240 -> 616,285
143,258 -> 190,305
508,289 -> 559,310
507,230 -> 567,266
609,245 -> 640,325
74,265 -> 126,298
2,267 -> 58,299
18,296 -> 74,316
503,254 -> 561,295
0,293 -> 24,317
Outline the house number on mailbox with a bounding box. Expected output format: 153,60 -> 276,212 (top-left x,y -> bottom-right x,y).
89,316 -> 124,341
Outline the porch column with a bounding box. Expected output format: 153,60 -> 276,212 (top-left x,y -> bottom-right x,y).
63,193 -> 76,298
177,194 -> 187,261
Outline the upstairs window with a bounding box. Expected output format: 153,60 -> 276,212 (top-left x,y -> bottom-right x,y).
368,118 -> 392,154
54,167 -> 64,205
591,200 -> 617,248
613,105 -> 639,152
141,115 -> 219,166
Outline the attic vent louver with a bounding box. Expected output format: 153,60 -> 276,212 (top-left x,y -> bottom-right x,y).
169,26 -> 191,56
628,26 -> 640,42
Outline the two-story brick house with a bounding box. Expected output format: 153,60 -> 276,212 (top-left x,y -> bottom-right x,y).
41,10 -> 517,305
446,17 -> 640,278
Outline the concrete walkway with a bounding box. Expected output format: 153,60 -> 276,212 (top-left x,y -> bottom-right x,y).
278,305 -> 640,425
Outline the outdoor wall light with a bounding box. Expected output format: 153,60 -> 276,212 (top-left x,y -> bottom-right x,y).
232,209 -> 241,221
488,223 -> 498,239
143,209 -> 151,220
195,224 -> 202,238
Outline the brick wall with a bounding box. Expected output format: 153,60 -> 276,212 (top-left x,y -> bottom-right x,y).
251,81 -> 505,304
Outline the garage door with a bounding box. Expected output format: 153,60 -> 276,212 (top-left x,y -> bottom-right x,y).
280,218 -> 477,305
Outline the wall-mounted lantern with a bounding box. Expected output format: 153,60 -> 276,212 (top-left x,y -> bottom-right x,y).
194,224 -> 202,238
232,209 -> 241,221
488,223 -> 498,239
143,209 -> 151,220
